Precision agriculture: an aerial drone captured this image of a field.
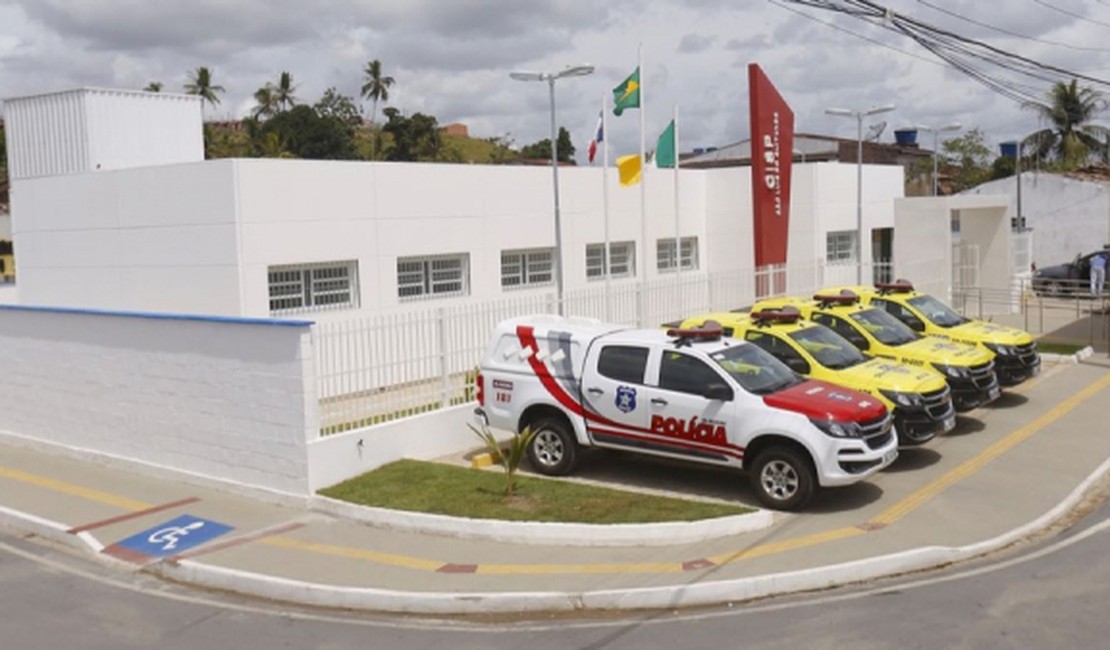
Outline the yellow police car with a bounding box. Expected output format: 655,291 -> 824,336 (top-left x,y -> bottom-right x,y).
679,308 -> 955,447
847,281 -> 1041,386
756,291 -> 1001,411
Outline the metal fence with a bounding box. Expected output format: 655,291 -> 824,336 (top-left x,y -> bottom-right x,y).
312,258 -> 948,436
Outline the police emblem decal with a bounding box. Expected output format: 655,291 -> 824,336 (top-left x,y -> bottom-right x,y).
615,385 -> 637,413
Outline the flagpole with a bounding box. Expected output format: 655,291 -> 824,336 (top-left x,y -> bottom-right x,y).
638,43 -> 647,326
602,92 -> 612,321
674,104 -> 680,290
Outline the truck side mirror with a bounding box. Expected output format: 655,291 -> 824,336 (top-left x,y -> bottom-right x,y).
703,383 -> 734,401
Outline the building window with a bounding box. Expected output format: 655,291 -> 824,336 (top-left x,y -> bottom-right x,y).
656,237 -> 699,272
826,231 -> 858,264
269,260 -> 359,315
397,253 -> 470,300
501,248 -> 553,289
587,241 -> 636,280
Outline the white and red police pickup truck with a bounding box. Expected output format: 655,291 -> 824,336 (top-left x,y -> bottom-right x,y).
474,315 -> 899,510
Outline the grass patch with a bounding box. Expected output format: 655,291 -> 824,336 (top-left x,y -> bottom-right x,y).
1036,341 -> 1086,355
319,459 -> 752,524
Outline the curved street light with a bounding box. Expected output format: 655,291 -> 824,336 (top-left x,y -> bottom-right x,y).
825,104 -> 896,284
510,65 -> 595,314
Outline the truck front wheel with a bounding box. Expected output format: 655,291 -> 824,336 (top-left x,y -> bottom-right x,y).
750,447 -> 815,511
526,417 -> 578,476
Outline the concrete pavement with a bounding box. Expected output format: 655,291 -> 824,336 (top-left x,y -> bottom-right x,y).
2,353 -> 1110,615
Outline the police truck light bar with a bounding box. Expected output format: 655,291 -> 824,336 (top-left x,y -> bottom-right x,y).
751,306 -> 802,326
875,279 -> 915,294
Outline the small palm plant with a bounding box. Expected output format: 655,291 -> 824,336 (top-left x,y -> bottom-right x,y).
469,424 -> 537,496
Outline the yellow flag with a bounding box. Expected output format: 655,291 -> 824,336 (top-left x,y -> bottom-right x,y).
617,154 -> 642,186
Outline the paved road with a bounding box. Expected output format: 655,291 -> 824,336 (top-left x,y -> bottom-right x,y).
3,484 -> 1108,650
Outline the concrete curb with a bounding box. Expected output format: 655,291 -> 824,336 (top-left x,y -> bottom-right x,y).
0,505 -> 104,554
311,495 -> 774,547
1040,346 -> 1094,364
148,455 -> 1110,615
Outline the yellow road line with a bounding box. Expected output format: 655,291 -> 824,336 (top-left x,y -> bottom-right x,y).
870,372 -> 1110,526
259,536 -> 444,572
478,561 -> 685,575
0,466 -> 151,512
708,526 -> 865,566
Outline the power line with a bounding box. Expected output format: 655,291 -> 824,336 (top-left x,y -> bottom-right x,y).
1033,0 -> 1110,31
769,0 -> 947,67
917,0 -> 1110,53
777,0 -> 1110,108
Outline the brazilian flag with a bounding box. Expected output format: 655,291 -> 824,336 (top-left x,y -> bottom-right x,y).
612,67 -> 641,117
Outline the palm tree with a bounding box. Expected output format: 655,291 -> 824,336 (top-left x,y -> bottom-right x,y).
253,85 -> 279,119
144,81 -> 163,92
1024,79 -> 1110,167
184,66 -> 226,109
272,71 -> 298,111
360,59 -> 395,124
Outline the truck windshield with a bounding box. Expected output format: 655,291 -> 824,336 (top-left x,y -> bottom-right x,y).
850,308 -> 919,346
907,295 -> 969,328
789,326 -> 867,370
710,344 -> 802,395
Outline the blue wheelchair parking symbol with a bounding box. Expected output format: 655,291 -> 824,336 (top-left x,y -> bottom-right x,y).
115,514 -> 233,558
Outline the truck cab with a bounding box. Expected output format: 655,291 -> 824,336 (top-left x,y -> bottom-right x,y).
855,281 -> 1041,386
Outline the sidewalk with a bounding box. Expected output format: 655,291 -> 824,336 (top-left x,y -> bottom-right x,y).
2,356 -> 1110,615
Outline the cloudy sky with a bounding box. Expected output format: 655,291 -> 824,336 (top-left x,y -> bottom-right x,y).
3,0 -> 1110,163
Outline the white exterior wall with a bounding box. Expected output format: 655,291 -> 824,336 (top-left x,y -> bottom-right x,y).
12,160 -> 243,314
0,306 -> 316,494
964,172 -> 1110,269
13,158 -> 908,318
3,88 -> 204,180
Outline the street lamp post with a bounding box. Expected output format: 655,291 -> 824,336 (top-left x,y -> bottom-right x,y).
825,104 -> 896,284
916,122 -> 962,196
510,64 -> 595,314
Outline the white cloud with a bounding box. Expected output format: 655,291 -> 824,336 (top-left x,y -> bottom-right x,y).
3,0 -> 1110,161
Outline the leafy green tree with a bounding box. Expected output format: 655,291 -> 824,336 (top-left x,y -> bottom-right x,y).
314,87 -> 362,125
519,127 -> 575,163
272,71 -> 298,111
381,107 -> 443,161
360,59 -> 395,124
253,86 -> 278,119
941,128 -> 992,193
1024,79 -> 1110,167
259,105 -> 357,160
184,66 -> 225,109
143,81 -> 163,92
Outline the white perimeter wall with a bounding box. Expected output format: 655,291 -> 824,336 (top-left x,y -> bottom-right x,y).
0,305 -> 316,494
964,172 -> 1110,269
12,160 -> 243,314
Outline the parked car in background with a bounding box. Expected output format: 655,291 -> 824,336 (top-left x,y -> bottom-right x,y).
1032,249 -> 1110,296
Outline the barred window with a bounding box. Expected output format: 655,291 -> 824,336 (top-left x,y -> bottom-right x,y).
826,231 -> 857,263
397,253 -> 470,300
656,237 -> 699,272
587,241 -> 635,280
269,260 -> 359,315
501,248 -> 554,289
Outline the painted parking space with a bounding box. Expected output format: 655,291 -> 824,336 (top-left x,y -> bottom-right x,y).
103,514 -> 233,564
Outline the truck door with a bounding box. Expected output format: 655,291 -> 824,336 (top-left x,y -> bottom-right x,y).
634,350 -> 741,465
580,344 -> 652,443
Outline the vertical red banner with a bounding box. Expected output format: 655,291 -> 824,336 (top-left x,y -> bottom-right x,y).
748,64 -> 794,270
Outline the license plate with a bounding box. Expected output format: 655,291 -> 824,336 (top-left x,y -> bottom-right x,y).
988,386 -> 1001,401
943,415 -> 957,432
882,449 -> 899,465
